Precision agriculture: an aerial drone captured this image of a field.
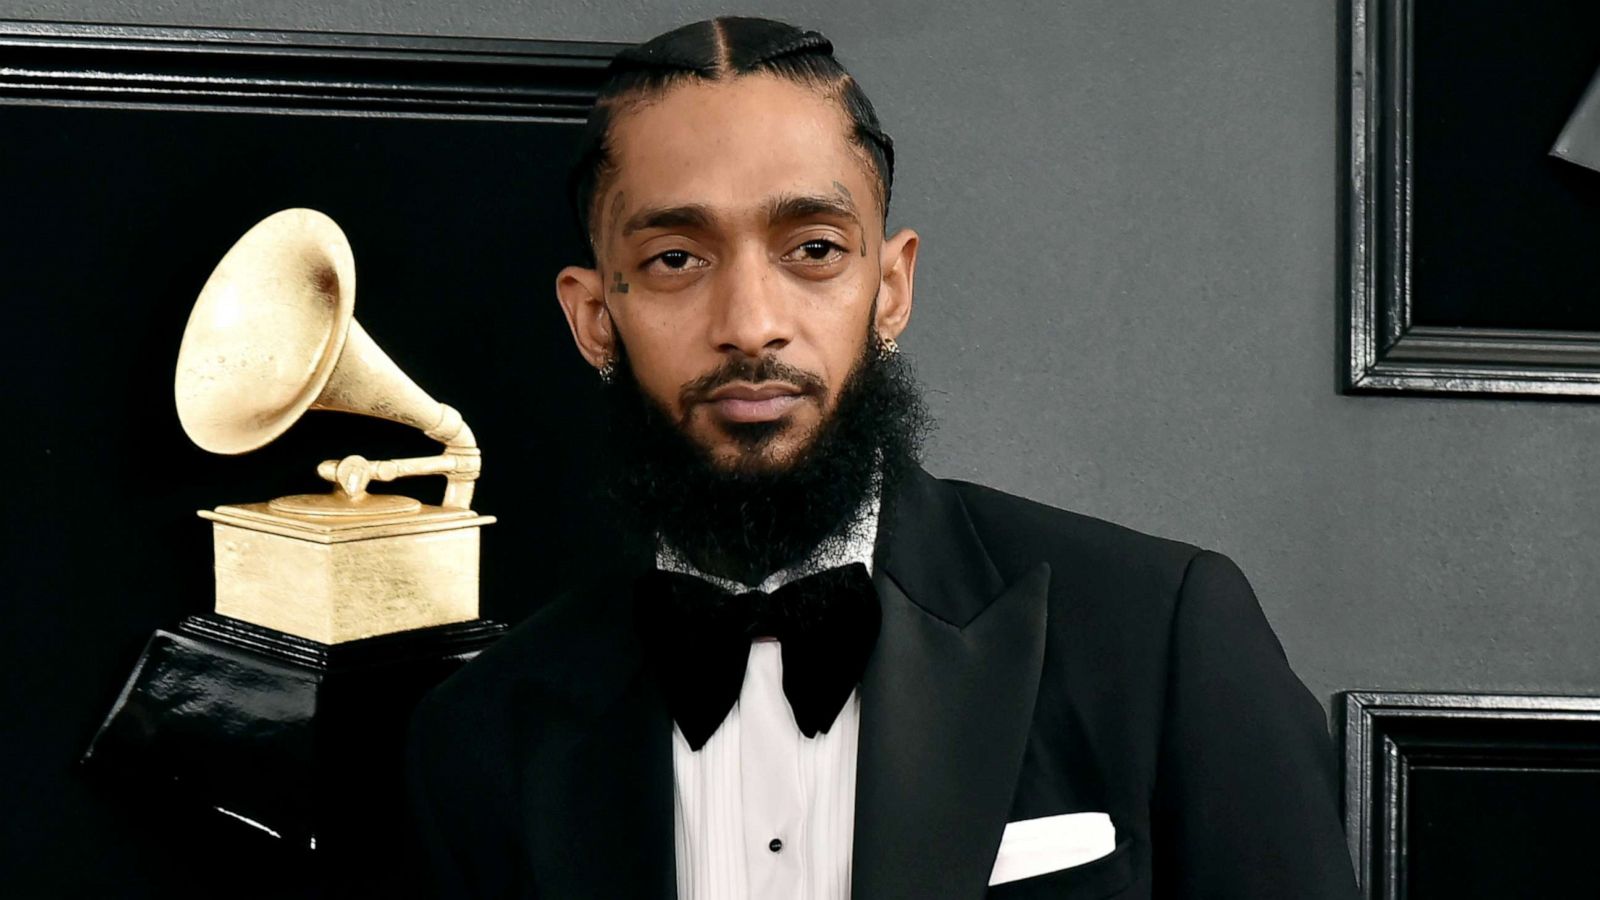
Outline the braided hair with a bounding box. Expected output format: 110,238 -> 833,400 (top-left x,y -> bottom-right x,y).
567,16 -> 896,268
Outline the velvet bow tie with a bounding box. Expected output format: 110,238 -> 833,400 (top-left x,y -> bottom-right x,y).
632,562 -> 882,751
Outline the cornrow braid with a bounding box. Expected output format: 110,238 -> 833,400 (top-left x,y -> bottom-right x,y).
565,16 -> 896,268
726,21 -> 832,67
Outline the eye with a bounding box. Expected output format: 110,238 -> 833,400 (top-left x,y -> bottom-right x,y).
785,239 -> 847,263
643,249 -> 708,273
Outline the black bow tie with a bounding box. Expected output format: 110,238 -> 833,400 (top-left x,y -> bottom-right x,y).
632,562 -> 882,751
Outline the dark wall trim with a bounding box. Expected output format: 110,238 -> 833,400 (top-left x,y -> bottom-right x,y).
1341,691 -> 1600,899
1341,0 -> 1600,399
0,22 -> 621,894
0,19 -> 617,120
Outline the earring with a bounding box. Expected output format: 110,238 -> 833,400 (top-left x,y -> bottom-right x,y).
597,356 -> 616,384
875,333 -> 900,360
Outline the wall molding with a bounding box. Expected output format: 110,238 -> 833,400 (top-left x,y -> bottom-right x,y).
1341,0 -> 1600,399
0,18 -> 615,120
1341,690 -> 1600,899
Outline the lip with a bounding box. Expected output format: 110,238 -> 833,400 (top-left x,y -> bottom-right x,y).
704,382 -> 807,423
707,381 -> 803,402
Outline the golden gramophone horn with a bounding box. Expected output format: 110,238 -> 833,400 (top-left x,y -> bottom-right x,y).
175,208 -> 481,514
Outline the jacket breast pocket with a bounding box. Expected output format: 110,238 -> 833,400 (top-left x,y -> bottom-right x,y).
985,837 -> 1135,900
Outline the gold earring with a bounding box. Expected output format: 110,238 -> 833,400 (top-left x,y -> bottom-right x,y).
876,334 -> 900,360
597,356 -> 616,384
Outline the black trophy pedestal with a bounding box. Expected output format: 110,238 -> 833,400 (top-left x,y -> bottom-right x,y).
82,613 -> 505,898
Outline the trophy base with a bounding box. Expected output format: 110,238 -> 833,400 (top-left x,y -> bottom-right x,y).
82,613 -> 505,895
200,502 -> 496,644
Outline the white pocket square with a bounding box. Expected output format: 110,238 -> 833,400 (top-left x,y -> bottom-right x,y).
987,812 -> 1117,886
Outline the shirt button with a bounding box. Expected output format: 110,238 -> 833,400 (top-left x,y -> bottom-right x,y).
769,838 -> 783,853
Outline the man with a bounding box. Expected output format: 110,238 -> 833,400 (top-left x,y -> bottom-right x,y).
406,16 -> 1359,899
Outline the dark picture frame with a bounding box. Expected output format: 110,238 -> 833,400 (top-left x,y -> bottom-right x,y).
1,18 -> 625,635
1341,691 -> 1600,899
1,19 -> 623,896
1342,0 -> 1600,399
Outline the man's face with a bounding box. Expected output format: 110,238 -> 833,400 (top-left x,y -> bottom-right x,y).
557,73 -> 918,471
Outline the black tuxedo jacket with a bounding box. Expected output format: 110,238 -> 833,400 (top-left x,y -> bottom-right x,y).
405,466 -> 1359,898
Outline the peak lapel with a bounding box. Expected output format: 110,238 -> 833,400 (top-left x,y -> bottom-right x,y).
853,468 -> 1051,900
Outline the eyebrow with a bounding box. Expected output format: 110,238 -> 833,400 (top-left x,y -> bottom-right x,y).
619,192 -> 861,238
766,193 -> 860,228
621,204 -> 715,236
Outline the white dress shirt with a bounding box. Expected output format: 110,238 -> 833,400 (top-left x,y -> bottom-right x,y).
655,491 -> 880,900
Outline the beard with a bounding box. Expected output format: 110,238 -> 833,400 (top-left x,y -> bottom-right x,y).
596,326 -> 932,587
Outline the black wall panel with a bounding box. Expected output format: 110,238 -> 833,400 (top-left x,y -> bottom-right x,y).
0,22 -> 616,896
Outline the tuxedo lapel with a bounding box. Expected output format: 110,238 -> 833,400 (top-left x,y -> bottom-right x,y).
519,572 -> 678,899
853,467 -> 1051,900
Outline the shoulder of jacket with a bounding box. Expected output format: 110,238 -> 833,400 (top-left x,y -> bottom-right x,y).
942,476 -> 1205,586
416,577 -> 628,724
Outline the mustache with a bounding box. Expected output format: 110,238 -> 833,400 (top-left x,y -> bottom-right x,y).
677,355 -> 829,409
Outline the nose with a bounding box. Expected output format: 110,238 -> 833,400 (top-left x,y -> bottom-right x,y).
707,244 -> 792,358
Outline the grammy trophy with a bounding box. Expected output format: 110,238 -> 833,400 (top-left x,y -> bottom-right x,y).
82,208 -> 506,890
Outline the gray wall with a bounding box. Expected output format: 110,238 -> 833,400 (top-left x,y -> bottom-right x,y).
9,0 -> 1599,712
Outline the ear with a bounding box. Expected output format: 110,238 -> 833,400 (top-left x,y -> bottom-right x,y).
874,227 -> 919,340
554,264 -> 615,369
